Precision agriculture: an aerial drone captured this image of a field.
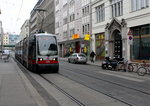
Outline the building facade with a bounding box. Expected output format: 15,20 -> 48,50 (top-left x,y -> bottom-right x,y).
0,21 -> 4,51
20,20 -> 29,40
55,0 -> 92,57
30,0 -> 55,35
30,0 -> 42,34
3,33 -> 9,45
92,0 -> 150,62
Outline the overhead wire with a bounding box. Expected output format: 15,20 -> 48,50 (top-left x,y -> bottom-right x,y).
13,0 -> 24,33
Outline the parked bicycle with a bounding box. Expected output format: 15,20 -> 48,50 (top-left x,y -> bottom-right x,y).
137,61 -> 150,76
117,60 -> 134,72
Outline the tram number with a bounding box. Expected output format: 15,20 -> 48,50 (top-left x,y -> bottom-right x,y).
46,60 -> 50,63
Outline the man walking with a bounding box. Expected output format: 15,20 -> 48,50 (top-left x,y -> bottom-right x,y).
90,51 -> 96,63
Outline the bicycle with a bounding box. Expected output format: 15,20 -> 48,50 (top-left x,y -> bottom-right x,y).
117,60 -> 134,72
137,61 -> 150,76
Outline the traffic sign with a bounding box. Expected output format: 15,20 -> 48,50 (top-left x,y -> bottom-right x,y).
128,29 -> 133,36
128,35 -> 133,45
129,36 -> 133,40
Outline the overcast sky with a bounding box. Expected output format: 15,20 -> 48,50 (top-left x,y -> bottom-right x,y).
0,0 -> 38,34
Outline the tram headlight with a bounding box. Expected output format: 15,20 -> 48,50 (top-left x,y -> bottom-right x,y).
38,58 -> 43,61
52,57 -> 58,61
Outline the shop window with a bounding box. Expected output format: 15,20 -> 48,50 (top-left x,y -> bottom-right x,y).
141,25 -> 150,36
131,24 -> 150,60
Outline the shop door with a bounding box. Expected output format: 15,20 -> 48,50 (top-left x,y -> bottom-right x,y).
75,42 -> 80,53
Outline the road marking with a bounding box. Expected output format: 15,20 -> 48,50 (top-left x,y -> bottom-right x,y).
98,71 -> 144,82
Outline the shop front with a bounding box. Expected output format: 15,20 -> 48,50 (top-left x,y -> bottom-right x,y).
131,24 -> 150,62
95,33 -> 105,60
60,38 -> 90,57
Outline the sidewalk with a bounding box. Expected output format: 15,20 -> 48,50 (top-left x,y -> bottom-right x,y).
0,57 -> 47,106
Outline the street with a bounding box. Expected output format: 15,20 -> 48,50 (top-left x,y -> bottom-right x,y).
1,55 -> 150,106
25,59 -> 150,106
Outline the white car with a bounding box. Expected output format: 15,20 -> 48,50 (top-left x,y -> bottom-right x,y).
68,53 -> 87,64
3,50 -> 10,55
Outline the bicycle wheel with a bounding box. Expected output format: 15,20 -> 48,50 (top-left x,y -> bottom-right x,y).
119,64 -> 126,71
128,64 -> 134,72
137,67 -> 147,76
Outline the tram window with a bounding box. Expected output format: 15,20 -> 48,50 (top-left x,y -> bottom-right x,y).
37,36 -> 58,56
49,44 -> 57,50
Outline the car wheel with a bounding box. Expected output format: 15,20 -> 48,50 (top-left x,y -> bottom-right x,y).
73,59 -> 76,64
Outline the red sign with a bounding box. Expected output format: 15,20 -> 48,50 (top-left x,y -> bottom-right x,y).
128,29 -> 133,35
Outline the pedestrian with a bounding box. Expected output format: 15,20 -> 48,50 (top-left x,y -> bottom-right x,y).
90,51 -> 96,63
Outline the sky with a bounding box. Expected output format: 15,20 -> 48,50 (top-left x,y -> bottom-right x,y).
0,0 -> 38,34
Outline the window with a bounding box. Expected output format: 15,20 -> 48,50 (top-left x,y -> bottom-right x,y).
82,23 -> 90,34
82,5 -> 90,16
56,22 -> 59,28
70,14 -> 75,22
63,17 -> 67,25
82,8 -> 85,16
85,6 -> 89,14
56,0 -> 59,6
70,0 -> 75,6
131,0 -> 149,11
111,0 -> 123,17
131,24 -> 150,60
63,31 -> 67,39
96,4 -> 105,23
141,25 -> 150,36
70,28 -> 75,37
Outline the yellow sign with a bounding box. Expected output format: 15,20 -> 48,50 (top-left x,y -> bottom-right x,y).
99,34 -> 104,39
84,34 -> 90,40
70,47 -> 72,52
72,34 -> 80,39
84,47 -> 87,53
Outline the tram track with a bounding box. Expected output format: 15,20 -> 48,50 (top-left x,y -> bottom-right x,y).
15,58 -> 86,106
61,67 -> 150,96
39,74 -> 85,106
15,57 -> 150,106
59,66 -> 150,106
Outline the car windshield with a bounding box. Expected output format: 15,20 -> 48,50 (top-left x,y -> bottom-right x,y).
78,54 -> 86,57
37,36 -> 58,56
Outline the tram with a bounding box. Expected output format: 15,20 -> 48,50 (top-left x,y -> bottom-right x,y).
15,33 -> 59,73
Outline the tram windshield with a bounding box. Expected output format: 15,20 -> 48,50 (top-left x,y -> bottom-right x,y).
37,36 -> 58,56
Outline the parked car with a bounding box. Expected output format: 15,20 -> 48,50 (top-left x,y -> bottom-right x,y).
68,53 -> 87,64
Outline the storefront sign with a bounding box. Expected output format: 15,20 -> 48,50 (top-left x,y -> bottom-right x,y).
84,34 -> 90,40
72,34 -> 80,39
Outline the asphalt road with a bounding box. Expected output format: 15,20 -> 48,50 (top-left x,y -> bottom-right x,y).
55,61 -> 150,106
16,58 -> 150,106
